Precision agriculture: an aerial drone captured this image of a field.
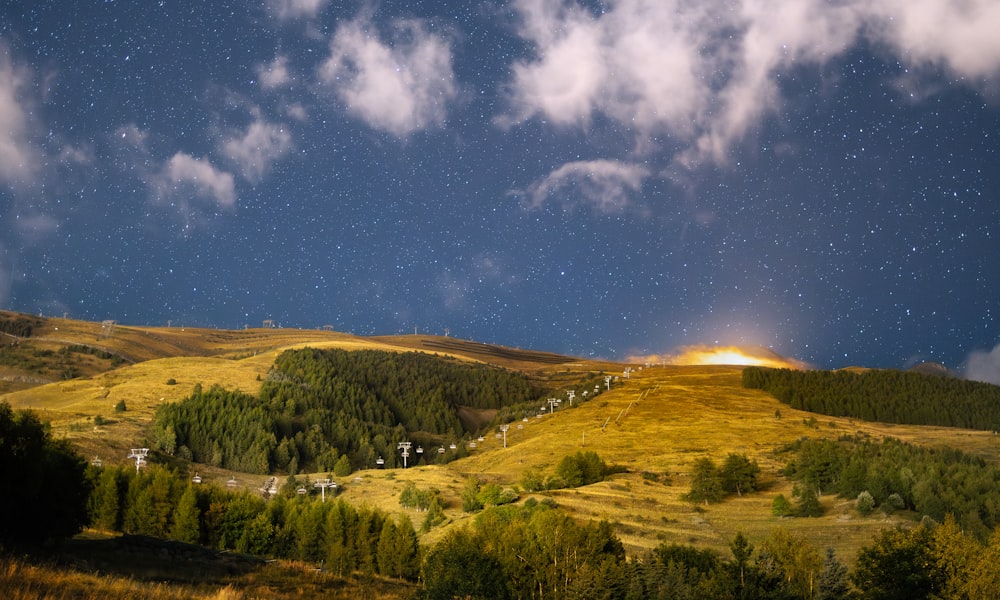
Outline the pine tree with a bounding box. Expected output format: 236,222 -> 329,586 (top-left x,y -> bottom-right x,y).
685,457 -> 724,505
92,467 -> 123,532
376,518 -> 398,577
817,548 -> 850,600
171,484 -> 201,544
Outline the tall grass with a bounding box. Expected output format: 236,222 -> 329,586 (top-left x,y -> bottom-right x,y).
1,554 -> 415,599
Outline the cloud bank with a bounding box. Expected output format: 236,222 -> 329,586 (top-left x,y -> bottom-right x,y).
503,0 -> 1000,171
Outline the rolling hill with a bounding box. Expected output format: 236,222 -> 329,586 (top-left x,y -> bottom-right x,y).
3,309 -> 1000,565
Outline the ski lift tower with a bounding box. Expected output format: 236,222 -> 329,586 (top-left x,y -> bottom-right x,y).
567,390 -> 576,406
126,448 -> 149,472
499,424 -> 510,448
398,441 -> 412,468
313,478 -> 337,502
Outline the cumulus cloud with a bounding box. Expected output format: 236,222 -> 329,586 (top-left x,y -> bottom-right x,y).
159,153 -> 236,208
268,0 -> 327,20
502,0 -> 1000,167
867,0 -> 1000,80
220,119 -> 292,183
256,55 -> 292,89
516,159 -> 649,212
0,43 -> 41,186
317,15 -> 457,136
966,344 -> 1000,385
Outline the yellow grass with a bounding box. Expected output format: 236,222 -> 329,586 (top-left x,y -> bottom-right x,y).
6,313 -> 1000,566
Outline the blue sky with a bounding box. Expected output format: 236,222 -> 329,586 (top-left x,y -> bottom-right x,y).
2,0 -> 999,376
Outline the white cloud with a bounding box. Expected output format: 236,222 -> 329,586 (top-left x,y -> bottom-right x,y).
160,153 -> 236,208
867,0 -> 1000,81
966,344 -> 1000,385
0,42 -> 41,186
317,15 -> 457,136
268,0 -> 327,20
502,0 -> 1000,167
256,55 -> 291,89
516,159 -> 650,212
220,120 -> 292,183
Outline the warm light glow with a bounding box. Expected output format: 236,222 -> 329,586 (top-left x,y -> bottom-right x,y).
630,345 -> 808,369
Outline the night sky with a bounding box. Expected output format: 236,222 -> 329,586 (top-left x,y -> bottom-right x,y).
2,1 -> 999,376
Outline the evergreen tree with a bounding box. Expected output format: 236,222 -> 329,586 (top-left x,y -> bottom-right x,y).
171,484 -> 201,544
394,514 -> 420,580
685,457 -> 725,505
816,548 -> 850,600
795,485 -> 824,517
92,467 -> 124,532
720,453 -> 760,496
333,453 -> 352,476
376,518 -> 398,576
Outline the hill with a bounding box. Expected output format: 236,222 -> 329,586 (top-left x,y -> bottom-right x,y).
4,310 -> 1000,568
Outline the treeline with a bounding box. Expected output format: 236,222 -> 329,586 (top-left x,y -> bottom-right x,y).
743,366 -> 1000,430
423,503 -> 858,599
152,348 -> 542,474
0,313 -> 39,338
88,464 -> 420,580
782,435 -> 1000,540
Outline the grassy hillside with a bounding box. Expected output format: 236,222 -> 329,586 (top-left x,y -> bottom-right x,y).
4,311 -> 1000,568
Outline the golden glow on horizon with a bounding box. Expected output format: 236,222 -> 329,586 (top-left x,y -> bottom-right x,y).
630,345 -> 808,369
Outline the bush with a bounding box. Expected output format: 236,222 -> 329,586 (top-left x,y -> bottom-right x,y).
772,494 -> 793,516
856,491 -> 876,516
114,400 -> 127,412
555,450 -> 617,488
884,492 -> 906,514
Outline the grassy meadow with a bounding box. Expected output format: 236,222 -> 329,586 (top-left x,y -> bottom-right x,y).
5,311 -> 1000,585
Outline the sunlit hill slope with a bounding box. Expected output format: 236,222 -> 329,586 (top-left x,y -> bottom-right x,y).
2,309 -> 999,563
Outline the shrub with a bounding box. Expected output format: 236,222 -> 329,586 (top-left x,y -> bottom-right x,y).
114,400 -> 127,412
856,491 -> 876,516
772,494 -> 793,517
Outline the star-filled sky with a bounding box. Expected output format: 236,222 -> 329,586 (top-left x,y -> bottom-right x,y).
2,1 -> 999,375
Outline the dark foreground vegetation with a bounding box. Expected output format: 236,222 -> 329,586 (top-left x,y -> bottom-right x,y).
743,366 -> 1000,431
6,395 -> 1000,598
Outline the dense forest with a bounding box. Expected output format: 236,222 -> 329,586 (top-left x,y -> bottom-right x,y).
87,464 -> 420,580
781,435 -> 1000,540
152,348 -> 545,474
742,366 -> 1000,431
